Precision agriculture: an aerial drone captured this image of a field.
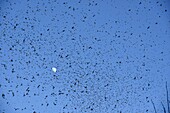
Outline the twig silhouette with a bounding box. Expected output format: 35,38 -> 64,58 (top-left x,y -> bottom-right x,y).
161,101 -> 166,113
166,82 -> 170,113
151,99 -> 157,113
151,81 -> 169,113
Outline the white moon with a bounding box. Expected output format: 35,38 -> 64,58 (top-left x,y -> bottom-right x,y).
52,67 -> 57,73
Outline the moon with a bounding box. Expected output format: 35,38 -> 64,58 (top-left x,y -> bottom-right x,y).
52,67 -> 57,73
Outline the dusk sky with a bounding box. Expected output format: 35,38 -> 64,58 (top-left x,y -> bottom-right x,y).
0,0 -> 170,113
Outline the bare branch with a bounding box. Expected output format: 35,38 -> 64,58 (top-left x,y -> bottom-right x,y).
151,99 -> 157,113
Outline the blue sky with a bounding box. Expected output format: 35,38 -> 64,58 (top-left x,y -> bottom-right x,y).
0,0 -> 170,113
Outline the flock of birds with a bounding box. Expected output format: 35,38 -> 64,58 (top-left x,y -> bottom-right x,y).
0,0 -> 170,113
